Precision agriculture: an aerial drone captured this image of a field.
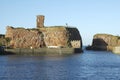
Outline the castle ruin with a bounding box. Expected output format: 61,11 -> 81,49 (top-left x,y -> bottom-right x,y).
36,15 -> 44,28
5,15 -> 82,49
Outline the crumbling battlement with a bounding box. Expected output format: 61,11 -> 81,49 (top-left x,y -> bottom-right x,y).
5,26 -> 82,49
36,15 -> 44,28
5,15 -> 82,49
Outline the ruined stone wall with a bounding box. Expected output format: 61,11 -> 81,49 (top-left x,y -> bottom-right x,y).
5,26 -> 45,48
40,27 -> 68,47
5,26 -> 82,49
40,27 -> 82,48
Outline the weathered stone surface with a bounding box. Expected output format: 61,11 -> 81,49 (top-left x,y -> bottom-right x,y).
36,15 -> 44,28
88,34 -> 120,51
40,27 -> 82,48
5,26 -> 45,48
5,26 -> 82,49
40,27 -> 68,47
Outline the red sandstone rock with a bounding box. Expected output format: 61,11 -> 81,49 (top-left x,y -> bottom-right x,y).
5,26 -> 44,48
91,34 -> 119,51
5,26 -> 82,49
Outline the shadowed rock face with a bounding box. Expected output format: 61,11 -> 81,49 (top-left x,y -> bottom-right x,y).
0,34 -> 6,46
90,34 -> 119,51
5,26 -> 82,49
66,28 -> 82,48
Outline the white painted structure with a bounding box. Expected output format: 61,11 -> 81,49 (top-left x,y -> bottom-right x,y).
47,46 -> 62,48
112,46 -> 120,54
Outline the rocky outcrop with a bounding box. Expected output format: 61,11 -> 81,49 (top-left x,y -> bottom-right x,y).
87,34 -> 120,51
5,26 -> 82,49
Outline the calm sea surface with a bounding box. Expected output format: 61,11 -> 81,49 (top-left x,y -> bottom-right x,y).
1,49 -> 120,80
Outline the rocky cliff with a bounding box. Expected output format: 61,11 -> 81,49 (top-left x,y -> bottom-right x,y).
5,26 -> 82,49
88,34 -> 120,51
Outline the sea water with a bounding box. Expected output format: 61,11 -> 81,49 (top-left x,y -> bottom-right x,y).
0,49 -> 120,80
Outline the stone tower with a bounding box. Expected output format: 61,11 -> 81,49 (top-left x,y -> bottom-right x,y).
36,15 -> 44,28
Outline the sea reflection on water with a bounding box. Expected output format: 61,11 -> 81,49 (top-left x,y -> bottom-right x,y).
1,50 -> 120,80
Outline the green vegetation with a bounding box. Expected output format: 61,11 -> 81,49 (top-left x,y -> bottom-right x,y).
66,40 -> 72,48
0,34 -> 11,48
0,34 -> 6,46
27,28 -> 39,31
16,27 -> 25,29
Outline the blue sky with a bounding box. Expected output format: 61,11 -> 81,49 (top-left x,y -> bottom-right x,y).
0,0 -> 120,45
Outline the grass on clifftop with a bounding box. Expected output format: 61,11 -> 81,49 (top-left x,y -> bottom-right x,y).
39,26 -> 78,31
39,26 -> 66,31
